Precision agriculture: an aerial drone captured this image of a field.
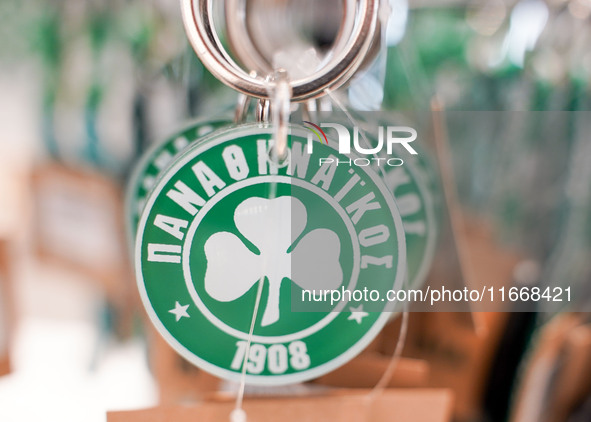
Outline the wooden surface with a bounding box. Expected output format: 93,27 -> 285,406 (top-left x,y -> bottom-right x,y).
108,389 -> 454,422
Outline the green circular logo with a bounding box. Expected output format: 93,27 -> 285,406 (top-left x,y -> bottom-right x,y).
136,123 -> 406,385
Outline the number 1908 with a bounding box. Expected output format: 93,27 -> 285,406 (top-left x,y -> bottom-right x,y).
230,341 -> 311,374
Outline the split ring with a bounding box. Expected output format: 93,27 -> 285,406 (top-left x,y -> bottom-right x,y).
181,0 -> 379,101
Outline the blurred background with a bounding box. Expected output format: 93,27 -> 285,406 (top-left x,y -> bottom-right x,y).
0,0 -> 590,421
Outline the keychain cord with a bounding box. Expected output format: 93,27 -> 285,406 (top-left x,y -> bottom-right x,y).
325,88 -> 410,411
230,79 -> 411,422
231,70 -> 293,422
231,272 -> 265,422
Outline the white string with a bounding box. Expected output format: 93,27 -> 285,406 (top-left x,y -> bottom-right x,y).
232,78 -> 409,422
232,70 -> 292,422
325,87 -> 410,413
231,273 -> 266,422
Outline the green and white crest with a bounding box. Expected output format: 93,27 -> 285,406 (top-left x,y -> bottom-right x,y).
135,123 -> 406,385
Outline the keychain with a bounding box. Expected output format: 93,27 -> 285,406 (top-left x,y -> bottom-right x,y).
134,0 -> 407,385
345,112 -> 442,291
300,108 -> 442,293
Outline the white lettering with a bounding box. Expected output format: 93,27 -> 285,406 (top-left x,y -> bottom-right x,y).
154,215 -> 188,241
147,244 -> 181,263
222,145 -> 249,181
166,181 -> 206,216
192,161 -> 226,197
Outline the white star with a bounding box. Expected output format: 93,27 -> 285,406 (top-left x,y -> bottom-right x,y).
169,301 -> 190,322
347,305 -> 369,324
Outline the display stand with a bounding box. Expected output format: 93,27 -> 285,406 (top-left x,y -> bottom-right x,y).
388,216 -> 522,421
31,163 -> 137,337
401,101 -> 523,421
31,163 -> 126,285
108,388 -> 454,422
312,354 -> 429,389
147,325 -> 222,404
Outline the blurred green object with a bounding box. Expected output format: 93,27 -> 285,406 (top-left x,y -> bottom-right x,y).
383,8 -> 472,110
125,118 -> 231,244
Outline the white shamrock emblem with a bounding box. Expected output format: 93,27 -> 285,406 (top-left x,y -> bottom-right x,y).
204,196 -> 342,327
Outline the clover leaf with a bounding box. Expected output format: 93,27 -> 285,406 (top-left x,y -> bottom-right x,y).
204,196 -> 342,327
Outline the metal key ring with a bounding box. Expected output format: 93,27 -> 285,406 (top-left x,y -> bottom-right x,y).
223,0 -> 357,77
181,0 -> 378,101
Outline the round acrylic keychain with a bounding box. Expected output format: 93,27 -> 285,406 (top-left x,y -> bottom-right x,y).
134,0 -> 407,385
340,112 -> 442,291
135,122 -> 406,384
